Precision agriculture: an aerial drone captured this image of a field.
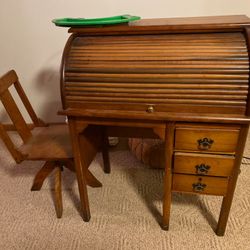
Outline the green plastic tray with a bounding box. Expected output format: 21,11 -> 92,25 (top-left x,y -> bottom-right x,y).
52,15 -> 141,27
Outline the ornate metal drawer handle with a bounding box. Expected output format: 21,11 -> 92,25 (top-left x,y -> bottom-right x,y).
195,164 -> 211,175
192,179 -> 207,192
197,138 -> 214,150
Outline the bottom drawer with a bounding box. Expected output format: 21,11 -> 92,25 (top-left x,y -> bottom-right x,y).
172,174 -> 228,196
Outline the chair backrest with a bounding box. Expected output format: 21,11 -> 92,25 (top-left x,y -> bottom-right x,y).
0,70 -> 44,162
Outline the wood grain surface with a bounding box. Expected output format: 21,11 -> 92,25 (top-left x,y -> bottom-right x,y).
63,32 -> 249,116
174,152 -> 235,177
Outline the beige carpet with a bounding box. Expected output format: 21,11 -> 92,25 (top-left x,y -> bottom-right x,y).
1,134 -> 250,250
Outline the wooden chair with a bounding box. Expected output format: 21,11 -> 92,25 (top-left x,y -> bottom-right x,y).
0,70 -> 103,218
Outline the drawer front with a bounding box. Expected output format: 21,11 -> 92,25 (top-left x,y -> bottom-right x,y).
174,152 -> 234,177
172,174 -> 228,196
175,127 -> 239,153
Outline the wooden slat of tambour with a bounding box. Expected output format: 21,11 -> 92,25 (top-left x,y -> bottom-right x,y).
69,48 -> 248,53
74,38 -> 246,44
70,42 -> 246,47
74,33 -> 244,43
74,33 -> 245,40
65,82 -> 248,90
65,73 -> 248,80
69,44 -> 247,51
65,79 -> 248,85
74,36 -> 245,42
71,47 -> 248,53
66,67 -> 249,75
68,56 -> 248,61
67,64 -> 249,73
67,60 -> 249,66
69,47 -> 248,52
74,42 -> 247,47
67,66 -> 249,73
68,55 -> 248,60
67,62 -> 249,68
66,96 -> 245,106
65,86 -> 248,94
66,60 -> 249,68
67,59 -> 249,64
66,91 -> 247,101
74,40 -> 245,47
75,33 -> 244,39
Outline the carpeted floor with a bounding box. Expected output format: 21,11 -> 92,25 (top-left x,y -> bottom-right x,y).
1,134 -> 250,250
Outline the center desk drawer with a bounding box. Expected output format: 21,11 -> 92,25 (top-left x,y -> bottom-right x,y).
174,152 -> 234,177
175,127 -> 239,153
172,174 -> 228,196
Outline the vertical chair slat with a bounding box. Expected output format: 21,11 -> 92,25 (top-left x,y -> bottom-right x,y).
0,89 -> 32,143
14,80 -> 45,127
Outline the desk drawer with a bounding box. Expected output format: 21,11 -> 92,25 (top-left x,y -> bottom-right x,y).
175,127 -> 239,153
174,152 -> 234,177
172,174 -> 228,196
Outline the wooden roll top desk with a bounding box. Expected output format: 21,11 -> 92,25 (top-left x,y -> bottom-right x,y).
59,15 -> 250,236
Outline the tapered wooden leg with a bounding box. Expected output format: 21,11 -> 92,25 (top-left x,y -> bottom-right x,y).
54,165 -> 63,218
65,159 -> 102,188
31,161 -> 56,191
78,125 -> 104,188
102,127 -> 111,174
162,122 -> 175,230
68,119 -> 90,222
216,125 -> 249,236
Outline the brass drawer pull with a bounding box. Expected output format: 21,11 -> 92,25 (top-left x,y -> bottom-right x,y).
195,164 -> 211,175
197,137 -> 214,150
192,178 -> 207,192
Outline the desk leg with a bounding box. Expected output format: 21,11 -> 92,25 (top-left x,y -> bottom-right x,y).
216,125 -> 249,236
68,119 -> 90,221
162,122 -> 175,230
101,127 -> 111,173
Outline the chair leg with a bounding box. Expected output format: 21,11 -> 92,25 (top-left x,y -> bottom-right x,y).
65,159 -> 102,188
54,165 -> 63,218
31,161 -> 56,191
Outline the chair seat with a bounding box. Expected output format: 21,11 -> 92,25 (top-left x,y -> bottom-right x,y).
18,124 -> 72,160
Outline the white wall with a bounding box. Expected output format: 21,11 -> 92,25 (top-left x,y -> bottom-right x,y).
0,0 -> 250,122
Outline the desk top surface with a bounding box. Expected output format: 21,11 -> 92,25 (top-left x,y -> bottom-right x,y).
69,15 -> 250,34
